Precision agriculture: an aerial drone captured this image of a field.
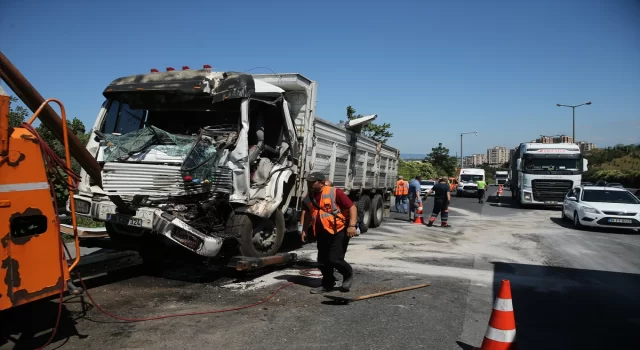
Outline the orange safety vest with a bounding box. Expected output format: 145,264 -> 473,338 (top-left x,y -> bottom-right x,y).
497,185 -> 503,195
304,186 -> 347,235
395,180 -> 409,196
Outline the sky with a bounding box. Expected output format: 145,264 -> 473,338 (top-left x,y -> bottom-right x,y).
1,0 -> 639,157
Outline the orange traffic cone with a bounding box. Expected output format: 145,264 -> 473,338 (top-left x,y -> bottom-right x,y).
413,206 -> 425,224
475,279 -> 517,350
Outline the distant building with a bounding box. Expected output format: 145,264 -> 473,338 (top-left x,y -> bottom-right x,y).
536,135 -> 574,144
471,153 -> 487,167
487,146 -> 509,165
577,141 -> 596,153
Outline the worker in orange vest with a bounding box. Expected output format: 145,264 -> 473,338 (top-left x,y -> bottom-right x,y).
394,176 -> 409,214
299,172 -> 358,294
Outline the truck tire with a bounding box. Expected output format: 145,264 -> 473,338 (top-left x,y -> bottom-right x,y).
370,194 -> 384,228
229,209 -> 285,258
356,195 -> 372,229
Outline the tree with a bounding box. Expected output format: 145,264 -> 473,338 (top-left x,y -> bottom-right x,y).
8,96 -> 29,128
426,143 -> 458,176
397,159 -> 438,180
35,117 -> 89,206
340,106 -> 393,144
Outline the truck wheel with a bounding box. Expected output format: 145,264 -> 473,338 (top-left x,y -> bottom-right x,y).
370,194 -> 384,228
230,210 -> 285,258
356,195 -> 372,229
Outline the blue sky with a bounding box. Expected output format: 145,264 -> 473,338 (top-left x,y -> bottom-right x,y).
1,0 -> 639,156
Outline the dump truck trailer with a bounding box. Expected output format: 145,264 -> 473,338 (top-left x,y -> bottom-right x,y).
69,68 -> 399,259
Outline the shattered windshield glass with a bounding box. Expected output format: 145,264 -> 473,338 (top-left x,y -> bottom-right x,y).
102,126 -> 197,162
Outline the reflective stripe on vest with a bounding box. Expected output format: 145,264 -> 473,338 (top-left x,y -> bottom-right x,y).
304,187 -> 346,235
395,180 -> 408,196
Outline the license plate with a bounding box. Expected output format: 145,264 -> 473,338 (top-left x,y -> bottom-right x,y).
107,213 -> 143,227
608,218 -> 632,224
545,201 -> 558,205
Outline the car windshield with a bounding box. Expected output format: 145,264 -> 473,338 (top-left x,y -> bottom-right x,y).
421,181 -> 435,186
582,190 -> 640,204
460,175 -> 483,182
524,158 -> 579,171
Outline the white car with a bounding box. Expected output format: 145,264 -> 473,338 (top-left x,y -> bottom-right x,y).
562,185 -> 640,232
420,180 -> 436,198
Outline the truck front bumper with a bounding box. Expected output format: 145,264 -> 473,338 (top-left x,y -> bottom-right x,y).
70,195 -> 224,257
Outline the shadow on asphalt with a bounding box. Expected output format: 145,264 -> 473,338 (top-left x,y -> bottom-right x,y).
488,262 -> 640,349
549,217 -> 640,235
0,298 -> 89,349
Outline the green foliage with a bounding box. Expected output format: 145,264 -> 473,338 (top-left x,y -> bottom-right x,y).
7,96 -> 29,128
34,117 -> 89,206
398,159 -> 438,180
425,143 -> 458,176
583,144 -> 640,187
340,106 -> 393,144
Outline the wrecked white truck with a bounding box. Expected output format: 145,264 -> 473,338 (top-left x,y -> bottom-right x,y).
69,67 -> 400,259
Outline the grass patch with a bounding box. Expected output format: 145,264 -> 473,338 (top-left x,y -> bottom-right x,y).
59,215 -> 105,228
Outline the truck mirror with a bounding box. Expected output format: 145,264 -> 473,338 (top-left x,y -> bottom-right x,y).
582,158 -> 588,172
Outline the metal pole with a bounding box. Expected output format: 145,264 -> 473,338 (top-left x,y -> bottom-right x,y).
572,106 -> 575,143
0,51 -> 103,185
460,133 -> 463,168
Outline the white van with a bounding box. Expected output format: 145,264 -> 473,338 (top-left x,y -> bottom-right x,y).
456,168 -> 486,197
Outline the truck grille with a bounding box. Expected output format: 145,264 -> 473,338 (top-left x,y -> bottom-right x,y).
531,179 -> 573,202
103,163 -> 233,197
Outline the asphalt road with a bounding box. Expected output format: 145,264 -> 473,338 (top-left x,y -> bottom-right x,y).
3,188 -> 640,350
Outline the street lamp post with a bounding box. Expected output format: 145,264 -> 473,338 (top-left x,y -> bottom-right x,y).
460,131 -> 478,168
556,102 -> 592,143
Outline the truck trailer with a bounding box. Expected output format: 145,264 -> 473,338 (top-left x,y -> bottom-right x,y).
510,142 -> 587,206
68,68 -> 400,259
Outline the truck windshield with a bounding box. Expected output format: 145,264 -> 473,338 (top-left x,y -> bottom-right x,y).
496,175 -> 508,179
524,158 -> 579,171
102,98 -> 241,136
460,175 -> 483,182
582,190 -> 639,204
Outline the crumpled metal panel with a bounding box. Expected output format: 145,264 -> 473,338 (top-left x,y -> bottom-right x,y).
102,162 -> 234,197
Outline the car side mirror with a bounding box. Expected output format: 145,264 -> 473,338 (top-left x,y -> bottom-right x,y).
567,196 -> 577,201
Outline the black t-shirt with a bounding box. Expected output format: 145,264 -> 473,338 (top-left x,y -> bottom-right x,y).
432,182 -> 450,200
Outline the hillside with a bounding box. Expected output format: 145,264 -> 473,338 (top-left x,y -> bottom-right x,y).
583,145 -> 640,187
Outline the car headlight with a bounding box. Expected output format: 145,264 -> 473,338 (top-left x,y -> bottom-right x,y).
582,206 -> 600,214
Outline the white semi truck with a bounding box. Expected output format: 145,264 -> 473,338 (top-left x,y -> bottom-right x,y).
495,171 -> 508,186
69,68 -> 399,260
510,142 -> 587,207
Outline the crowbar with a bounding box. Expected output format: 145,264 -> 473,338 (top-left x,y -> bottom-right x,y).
324,283 -> 430,304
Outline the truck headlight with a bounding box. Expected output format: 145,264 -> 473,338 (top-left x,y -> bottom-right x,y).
523,192 -> 532,201
74,199 -> 91,214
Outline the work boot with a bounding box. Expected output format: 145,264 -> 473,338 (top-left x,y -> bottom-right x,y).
441,223 -> 452,228
341,274 -> 354,292
310,286 -> 334,294
426,221 -> 434,227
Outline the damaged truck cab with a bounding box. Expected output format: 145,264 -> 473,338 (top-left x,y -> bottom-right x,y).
70,68 -> 399,259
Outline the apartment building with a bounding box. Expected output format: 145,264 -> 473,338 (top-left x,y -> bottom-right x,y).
577,141 -> 596,153
487,146 -> 510,165
536,135 -> 574,144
